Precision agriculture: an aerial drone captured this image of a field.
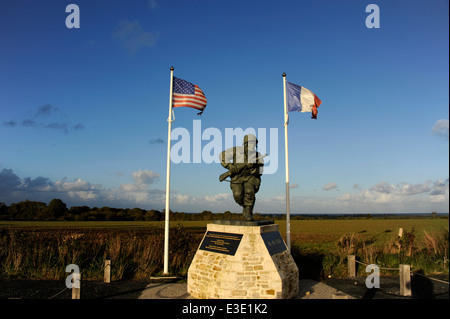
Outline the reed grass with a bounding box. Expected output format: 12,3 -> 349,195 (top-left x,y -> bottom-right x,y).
323,227 -> 450,278
1,222 -> 448,281
0,224 -> 202,280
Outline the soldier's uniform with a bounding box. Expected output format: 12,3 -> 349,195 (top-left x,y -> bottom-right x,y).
220,134 -> 264,221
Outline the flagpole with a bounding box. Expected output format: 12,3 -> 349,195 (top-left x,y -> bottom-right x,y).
163,66 -> 174,275
282,72 -> 291,252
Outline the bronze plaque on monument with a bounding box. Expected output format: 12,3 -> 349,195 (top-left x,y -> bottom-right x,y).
199,231 -> 243,256
261,232 -> 287,255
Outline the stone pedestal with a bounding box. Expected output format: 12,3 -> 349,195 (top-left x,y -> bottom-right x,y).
187,221 -> 299,299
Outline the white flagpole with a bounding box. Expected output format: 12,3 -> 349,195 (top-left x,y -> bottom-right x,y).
282,72 -> 291,252
163,66 -> 174,275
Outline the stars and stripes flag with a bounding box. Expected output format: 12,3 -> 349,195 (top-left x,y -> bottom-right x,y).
163,69 -> 207,274
172,76 -> 207,115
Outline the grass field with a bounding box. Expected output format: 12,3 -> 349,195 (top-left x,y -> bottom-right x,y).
2,218 -> 447,247
1,218 -> 448,280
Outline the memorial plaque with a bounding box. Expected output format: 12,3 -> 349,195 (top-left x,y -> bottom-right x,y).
261,232 -> 287,255
199,231 -> 243,256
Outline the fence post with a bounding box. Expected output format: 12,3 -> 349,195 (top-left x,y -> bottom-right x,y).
104,260 -> 111,283
72,273 -> 81,299
399,264 -> 411,296
348,255 -> 356,278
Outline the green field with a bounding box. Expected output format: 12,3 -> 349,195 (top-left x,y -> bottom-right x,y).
1,219 -> 448,280
2,218 -> 448,251
2,218 -> 447,236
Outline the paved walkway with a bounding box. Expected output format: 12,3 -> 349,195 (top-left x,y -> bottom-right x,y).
138,279 -> 354,299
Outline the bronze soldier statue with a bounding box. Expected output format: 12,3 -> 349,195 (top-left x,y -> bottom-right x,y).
219,134 -> 265,221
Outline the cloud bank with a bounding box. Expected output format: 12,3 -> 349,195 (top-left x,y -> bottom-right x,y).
0,168 -> 163,209
1,167 -> 448,214
2,104 -> 84,134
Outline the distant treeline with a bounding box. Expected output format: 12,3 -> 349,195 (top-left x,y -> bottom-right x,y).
0,199 -> 272,221
0,199 -> 447,221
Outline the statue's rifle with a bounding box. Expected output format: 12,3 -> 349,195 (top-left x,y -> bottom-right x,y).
219,153 -> 267,182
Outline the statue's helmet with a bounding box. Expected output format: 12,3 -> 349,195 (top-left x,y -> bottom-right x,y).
243,134 -> 258,145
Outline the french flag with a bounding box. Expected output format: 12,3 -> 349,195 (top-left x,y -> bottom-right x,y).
286,81 -> 322,119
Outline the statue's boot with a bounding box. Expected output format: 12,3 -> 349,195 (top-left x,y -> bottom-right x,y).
243,206 -> 254,221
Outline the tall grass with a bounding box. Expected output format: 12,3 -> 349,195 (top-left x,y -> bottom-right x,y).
326,228 -> 450,278
0,224 -> 202,280
1,224 -> 448,281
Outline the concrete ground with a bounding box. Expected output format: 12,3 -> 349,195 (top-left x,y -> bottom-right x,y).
0,278 -> 352,299
3,274 -> 447,299
137,279 -> 354,299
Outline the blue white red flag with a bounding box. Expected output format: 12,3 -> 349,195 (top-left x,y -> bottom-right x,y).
172,77 -> 207,115
286,81 -> 322,119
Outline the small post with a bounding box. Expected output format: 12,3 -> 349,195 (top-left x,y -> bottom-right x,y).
348,255 -> 356,278
398,228 -> 403,238
72,273 -> 81,299
399,264 -> 411,296
104,260 -> 111,283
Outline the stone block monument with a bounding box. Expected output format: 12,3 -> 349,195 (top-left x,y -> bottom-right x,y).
187,220 -> 299,299
187,134 -> 299,298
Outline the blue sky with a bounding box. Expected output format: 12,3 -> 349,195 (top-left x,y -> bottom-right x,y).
0,0 -> 448,214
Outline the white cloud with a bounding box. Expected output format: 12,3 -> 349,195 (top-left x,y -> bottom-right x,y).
52,178 -> 103,201
369,181 -> 435,196
174,194 -> 191,205
112,19 -> 158,55
106,177 -> 449,213
132,169 -> 160,185
70,191 -> 98,200
432,119 -> 449,139
54,178 -> 96,192
336,179 -> 449,212
323,182 -> 338,191
370,181 -> 395,194
254,179 -> 449,214
0,168 -> 163,208
396,182 -> 431,196
109,170 -> 162,205
166,193 -> 233,210
431,178 -> 449,195
1,167 -> 448,214
203,193 -> 231,203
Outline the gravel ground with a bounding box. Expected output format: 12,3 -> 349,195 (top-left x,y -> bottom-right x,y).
0,278 -> 342,299
324,274 -> 449,299
0,274 -> 448,300
0,278 -> 152,299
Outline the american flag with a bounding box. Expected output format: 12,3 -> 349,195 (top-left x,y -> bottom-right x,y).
172,76 -> 207,114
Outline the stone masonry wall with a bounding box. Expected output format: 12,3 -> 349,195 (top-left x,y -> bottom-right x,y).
187,223 -> 299,299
